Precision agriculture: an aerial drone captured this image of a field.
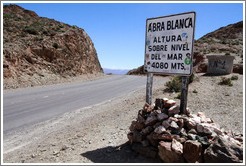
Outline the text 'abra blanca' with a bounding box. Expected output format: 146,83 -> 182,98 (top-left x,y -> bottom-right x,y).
148,17 -> 193,32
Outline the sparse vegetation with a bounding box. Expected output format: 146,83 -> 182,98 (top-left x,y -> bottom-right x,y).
52,43 -> 59,49
59,24 -> 64,28
231,75 -> 239,80
175,92 -> 181,99
189,73 -> 195,83
34,37 -> 43,41
50,32 -> 56,36
165,76 -> 182,92
193,89 -> 198,93
25,28 -> 38,35
221,40 -> 227,44
4,38 -> 9,43
219,77 -> 233,86
232,40 -> 240,45
18,32 -> 27,37
225,52 -> 231,55
4,12 -> 17,19
42,30 -> 48,35
199,38 -> 217,44
165,73 -> 195,92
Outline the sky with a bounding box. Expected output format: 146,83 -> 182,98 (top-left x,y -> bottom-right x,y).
2,2 -> 244,70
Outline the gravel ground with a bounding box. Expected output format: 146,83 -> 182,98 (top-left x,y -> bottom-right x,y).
165,73 -> 244,134
3,73 -> 244,163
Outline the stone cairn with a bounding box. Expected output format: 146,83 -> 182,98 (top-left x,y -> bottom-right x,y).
127,98 -> 243,163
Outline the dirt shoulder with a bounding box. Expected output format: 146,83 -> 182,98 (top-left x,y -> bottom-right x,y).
3,73 -> 244,163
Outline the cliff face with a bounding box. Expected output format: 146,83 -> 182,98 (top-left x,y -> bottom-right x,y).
3,4 -> 103,89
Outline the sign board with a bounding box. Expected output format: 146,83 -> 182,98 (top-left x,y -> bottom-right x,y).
144,12 -> 196,76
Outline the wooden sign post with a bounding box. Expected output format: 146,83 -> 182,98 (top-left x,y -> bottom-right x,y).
180,76 -> 189,114
144,12 -> 196,109
146,72 -> 153,105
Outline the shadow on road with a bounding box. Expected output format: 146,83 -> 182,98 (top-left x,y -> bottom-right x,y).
80,142 -> 162,163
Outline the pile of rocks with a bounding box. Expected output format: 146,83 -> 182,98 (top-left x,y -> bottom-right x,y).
127,98 -> 243,163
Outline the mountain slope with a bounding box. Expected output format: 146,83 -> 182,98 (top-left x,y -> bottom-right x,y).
126,66 -> 145,75
3,5 -> 103,89
193,21 -> 243,73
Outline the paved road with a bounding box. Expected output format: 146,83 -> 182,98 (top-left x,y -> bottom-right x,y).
3,75 -> 148,133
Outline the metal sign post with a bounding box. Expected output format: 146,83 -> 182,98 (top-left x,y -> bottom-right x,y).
144,11 -> 196,110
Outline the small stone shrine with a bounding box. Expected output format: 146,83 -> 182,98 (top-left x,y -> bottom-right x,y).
127,98 -> 243,163
206,54 -> 234,75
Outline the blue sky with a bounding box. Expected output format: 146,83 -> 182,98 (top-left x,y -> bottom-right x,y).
3,2 -> 244,70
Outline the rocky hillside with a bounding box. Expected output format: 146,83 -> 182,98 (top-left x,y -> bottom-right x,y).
128,21 -> 243,75
3,4 -> 103,89
126,65 -> 145,75
193,21 -> 243,73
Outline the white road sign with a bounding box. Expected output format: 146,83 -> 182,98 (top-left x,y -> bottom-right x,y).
144,12 -> 196,76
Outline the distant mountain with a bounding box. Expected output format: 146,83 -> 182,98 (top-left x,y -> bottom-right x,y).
103,68 -> 130,75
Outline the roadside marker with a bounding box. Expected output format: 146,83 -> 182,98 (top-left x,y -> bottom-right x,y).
144,12 -> 196,113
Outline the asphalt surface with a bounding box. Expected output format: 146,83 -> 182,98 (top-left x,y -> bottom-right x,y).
3,75 -> 147,134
